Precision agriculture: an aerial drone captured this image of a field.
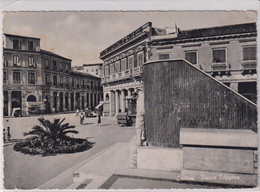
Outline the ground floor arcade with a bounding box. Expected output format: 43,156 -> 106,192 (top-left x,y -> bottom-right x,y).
103,80 -> 142,117
3,89 -> 103,117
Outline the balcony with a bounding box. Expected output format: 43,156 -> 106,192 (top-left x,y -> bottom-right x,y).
211,62 -> 230,71
241,60 -> 257,70
101,67 -> 142,84
13,80 -> 21,84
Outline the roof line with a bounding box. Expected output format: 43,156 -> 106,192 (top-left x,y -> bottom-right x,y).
40,49 -> 72,61
3,33 -> 40,40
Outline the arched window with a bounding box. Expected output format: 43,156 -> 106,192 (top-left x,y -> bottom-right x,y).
27,95 -> 37,102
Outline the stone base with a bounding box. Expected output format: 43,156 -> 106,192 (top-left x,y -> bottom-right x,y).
180,169 -> 258,187
137,147 -> 182,171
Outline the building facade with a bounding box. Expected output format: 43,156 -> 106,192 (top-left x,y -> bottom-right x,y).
3,34 -> 103,117
82,63 -> 103,78
100,22 -> 257,117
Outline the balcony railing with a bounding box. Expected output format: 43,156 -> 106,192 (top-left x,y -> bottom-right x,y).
241,60 -> 257,69
102,66 -> 142,84
211,62 -> 230,71
13,80 -> 21,84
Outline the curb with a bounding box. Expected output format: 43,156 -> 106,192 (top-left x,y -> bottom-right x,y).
37,142 -> 118,189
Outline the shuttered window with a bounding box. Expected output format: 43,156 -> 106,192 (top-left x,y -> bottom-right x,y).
185,51 -> 197,65
121,58 -> 126,71
28,72 -> 35,84
13,71 -> 21,84
136,52 -> 144,67
243,46 -> 256,61
110,63 -> 114,75
128,56 -> 134,69
213,49 -> 226,63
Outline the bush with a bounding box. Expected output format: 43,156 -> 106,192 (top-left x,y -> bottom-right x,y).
14,136 -> 93,156
13,117 -> 94,156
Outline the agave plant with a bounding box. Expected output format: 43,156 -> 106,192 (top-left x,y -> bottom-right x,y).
24,117 -> 78,147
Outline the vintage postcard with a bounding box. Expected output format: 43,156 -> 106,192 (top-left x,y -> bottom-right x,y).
1,3 -> 258,191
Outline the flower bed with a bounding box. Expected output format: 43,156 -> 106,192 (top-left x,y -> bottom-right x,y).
13,117 -> 94,156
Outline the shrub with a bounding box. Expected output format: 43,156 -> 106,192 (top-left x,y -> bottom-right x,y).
13,117 -> 94,156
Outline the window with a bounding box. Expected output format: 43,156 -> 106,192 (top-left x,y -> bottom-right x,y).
28,41 -> 33,51
92,69 -> 94,72
46,74 -> 50,85
185,51 -> 197,65
53,61 -> 57,70
128,56 -> 134,69
53,74 -> 57,85
45,59 -> 49,69
65,64 -> 69,72
105,66 -> 108,77
213,49 -> 226,63
3,54 -> 7,66
13,39 -> 19,50
28,56 -> 35,67
159,53 -> 170,60
96,69 -> 99,75
243,46 -> 256,61
13,55 -> 20,66
77,78 -> 80,88
115,61 -> 120,73
28,72 -> 35,84
3,71 -> 7,83
121,58 -> 126,71
13,71 -> 21,84
60,76 -> 63,86
71,78 -> 74,87
82,79 -> 85,88
66,77 -> 69,87
59,62 -> 63,71
137,52 -> 144,67
110,63 -> 114,75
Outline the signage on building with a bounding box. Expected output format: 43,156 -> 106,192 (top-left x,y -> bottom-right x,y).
100,22 -> 151,57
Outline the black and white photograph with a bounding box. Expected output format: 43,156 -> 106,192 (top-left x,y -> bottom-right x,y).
1,1 -> 258,190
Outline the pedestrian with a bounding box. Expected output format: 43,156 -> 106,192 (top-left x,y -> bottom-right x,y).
7,127 -> 11,141
97,106 -> 103,126
76,108 -> 79,116
52,106 -> 55,113
3,128 -> 6,142
85,107 -> 89,117
80,112 -> 84,125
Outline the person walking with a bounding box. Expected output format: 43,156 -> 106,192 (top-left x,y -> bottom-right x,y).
7,127 -> 11,141
80,112 -> 84,125
76,108 -> 79,116
97,106 -> 103,126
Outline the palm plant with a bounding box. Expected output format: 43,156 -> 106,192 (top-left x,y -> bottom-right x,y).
24,117 -> 78,147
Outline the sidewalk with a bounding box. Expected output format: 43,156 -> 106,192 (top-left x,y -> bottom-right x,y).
66,139 -> 181,189
39,138 -> 232,189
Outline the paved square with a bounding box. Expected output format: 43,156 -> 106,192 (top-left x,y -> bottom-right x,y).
3,113 -> 135,189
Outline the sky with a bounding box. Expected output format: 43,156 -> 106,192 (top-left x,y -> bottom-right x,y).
3,11 -> 257,66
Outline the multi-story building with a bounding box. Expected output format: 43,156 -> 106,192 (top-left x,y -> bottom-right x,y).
100,22 -> 257,117
3,33 -> 103,117
82,63 -> 103,78
72,66 -> 84,73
